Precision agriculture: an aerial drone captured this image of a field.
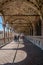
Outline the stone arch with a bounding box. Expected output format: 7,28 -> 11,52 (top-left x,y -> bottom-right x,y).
22,1 -> 42,20
9,18 -> 33,35
0,0 -> 42,35
0,13 -> 4,23
2,0 -> 42,21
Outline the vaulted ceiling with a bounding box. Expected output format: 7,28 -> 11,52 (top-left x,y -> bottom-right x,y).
0,0 -> 43,34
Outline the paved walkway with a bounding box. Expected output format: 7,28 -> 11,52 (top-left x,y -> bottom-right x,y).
0,40 -> 43,65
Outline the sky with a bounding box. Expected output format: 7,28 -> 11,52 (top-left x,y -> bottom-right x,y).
0,16 -> 3,31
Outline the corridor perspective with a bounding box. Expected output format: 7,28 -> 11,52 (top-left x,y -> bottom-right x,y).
0,0 -> 43,65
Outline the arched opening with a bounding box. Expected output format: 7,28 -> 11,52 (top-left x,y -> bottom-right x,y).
9,18 -> 34,35
0,16 -> 4,39
0,16 -> 3,31
0,15 -> 5,46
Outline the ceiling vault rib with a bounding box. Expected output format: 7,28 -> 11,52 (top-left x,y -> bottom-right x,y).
0,15 -> 40,16
10,21 -> 33,23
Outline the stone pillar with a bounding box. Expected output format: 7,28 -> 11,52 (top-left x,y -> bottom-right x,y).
33,24 -> 36,36
8,28 -> 9,41
3,24 -> 6,43
42,20 -> 43,36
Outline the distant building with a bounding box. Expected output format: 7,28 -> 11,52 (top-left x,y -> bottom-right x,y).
0,31 -> 3,34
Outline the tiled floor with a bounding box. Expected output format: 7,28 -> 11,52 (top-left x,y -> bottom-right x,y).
0,39 -> 43,65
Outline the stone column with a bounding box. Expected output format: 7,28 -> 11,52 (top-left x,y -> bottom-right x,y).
8,28 -> 9,41
3,24 -> 6,43
42,20 -> 43,36
32,24 -> 36,36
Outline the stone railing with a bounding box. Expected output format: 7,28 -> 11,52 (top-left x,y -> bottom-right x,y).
26,36 -> 43,50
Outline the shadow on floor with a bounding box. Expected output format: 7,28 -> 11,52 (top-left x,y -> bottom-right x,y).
2,38 -> 43,65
